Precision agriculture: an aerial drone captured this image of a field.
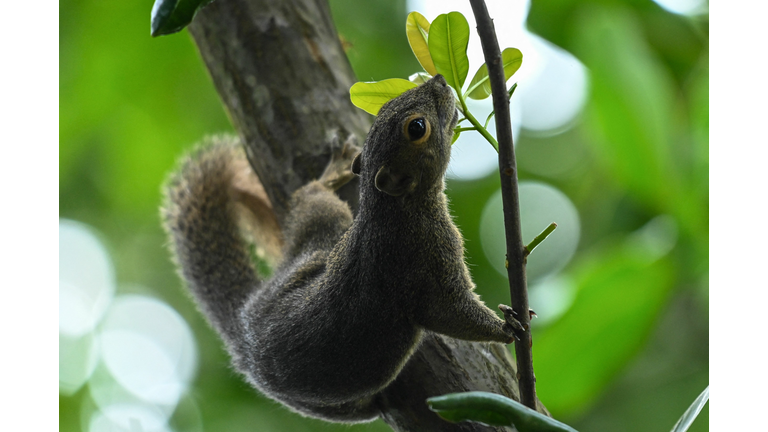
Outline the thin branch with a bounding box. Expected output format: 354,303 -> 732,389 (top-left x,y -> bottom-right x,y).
524,222 -> 558,257
468,0 -> 538,410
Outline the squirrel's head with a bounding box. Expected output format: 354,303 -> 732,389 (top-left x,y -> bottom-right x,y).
353,75 -> 458,198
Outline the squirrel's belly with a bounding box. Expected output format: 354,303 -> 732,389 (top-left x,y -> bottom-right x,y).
250,318 -> 421,404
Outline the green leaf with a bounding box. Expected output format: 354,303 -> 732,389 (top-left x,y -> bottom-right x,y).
451,130 -> 461,144
151,0 -> 215,37
406,12 -> 437,76
670,387 -> 709,432
427,392 -> 578,432
466,48 -> 523,100
428,12 -> 470,91
350,79 -> 418,115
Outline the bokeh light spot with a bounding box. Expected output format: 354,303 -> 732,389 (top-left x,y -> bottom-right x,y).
516,34 -> 588,133
60,332 -> 100,396
448,97 -> 522,181
98,295 -> 198,407
59,219 -> 116,337
480,181 -> 580,283
528,275 -> 576,328
652,0 -> 707,15
626,215 -> 679,261
89,403 -> 172,432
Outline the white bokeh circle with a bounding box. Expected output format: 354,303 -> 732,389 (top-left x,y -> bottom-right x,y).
97,295 -> 198,407
89,403 -> 172,432
59,219 -> 116,337
480,181 -> 580,283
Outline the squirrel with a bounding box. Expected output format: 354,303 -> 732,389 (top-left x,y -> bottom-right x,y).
162,74 -> 523,423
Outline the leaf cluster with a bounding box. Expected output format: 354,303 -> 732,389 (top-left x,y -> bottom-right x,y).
350,11 -> 522,151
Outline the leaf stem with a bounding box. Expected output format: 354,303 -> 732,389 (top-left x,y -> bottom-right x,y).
458,93 -> 499,151
484,111 -> 495,129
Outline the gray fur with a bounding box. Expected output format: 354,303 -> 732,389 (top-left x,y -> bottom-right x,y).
162,75 -> 518,423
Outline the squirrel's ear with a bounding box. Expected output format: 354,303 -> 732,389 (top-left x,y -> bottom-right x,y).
351,153 -> 362,175
375,166 -> 414,196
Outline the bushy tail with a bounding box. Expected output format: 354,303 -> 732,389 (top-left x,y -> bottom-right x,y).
161,136 -> 281,345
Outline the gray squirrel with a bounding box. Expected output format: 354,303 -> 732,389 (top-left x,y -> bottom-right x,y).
162,75 -> 522,422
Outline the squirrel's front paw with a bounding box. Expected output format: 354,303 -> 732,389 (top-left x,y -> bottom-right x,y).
498,304 -> 536,343
320,133 -> 361,190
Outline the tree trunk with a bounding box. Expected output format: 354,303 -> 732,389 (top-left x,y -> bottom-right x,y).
187,0 -> 546,430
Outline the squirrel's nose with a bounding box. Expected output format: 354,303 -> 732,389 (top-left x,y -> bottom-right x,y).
431,74 -> 448,87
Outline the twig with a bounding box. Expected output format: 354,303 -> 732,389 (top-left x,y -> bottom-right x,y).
483,83 -> 517,129
468,0 -> 538,410
524,222 -> 558,257
508,82 -> 518,98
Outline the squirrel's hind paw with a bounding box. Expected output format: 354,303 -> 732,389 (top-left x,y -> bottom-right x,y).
321,133 -> 361,190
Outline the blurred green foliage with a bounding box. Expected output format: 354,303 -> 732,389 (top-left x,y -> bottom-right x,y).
59,0 -> 708,431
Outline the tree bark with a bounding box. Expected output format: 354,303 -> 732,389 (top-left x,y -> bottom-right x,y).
188,0 -> 368,221
187,0 -> 546,430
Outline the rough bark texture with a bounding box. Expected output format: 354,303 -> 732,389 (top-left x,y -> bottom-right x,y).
187,0 -> 546,430
188,0 -> 368,220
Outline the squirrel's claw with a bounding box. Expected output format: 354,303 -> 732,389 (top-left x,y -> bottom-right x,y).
500,304 -> 537,320
498,304 -> 528,342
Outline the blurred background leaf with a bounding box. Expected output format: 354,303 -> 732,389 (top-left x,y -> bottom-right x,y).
535,238 -> 676,414
60,0 -> 708,431
670,386 -> 708,432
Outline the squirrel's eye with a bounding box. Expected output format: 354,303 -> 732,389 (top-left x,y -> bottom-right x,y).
403,114 -> 431,145
407,118 -> 427,141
